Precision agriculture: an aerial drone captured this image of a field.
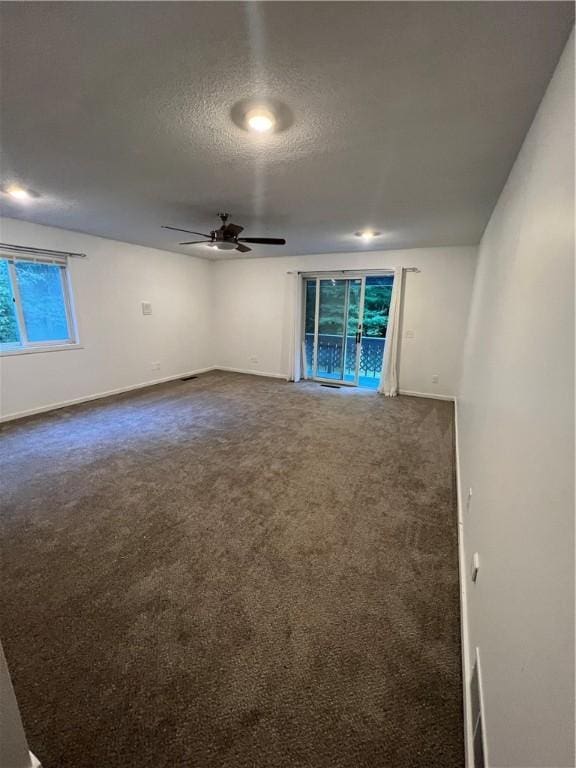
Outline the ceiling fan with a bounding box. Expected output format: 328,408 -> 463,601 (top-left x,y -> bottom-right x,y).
162,213 -> 286,253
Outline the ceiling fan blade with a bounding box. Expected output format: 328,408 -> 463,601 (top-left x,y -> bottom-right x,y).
238,237 -> 286,245
163,225 -> 211,237
236,243 -> 252,253
224,222 -> 244,238
179,240 -> 211,245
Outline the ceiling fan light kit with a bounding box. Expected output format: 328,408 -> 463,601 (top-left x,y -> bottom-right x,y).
162,213 -> 286,255
208,241 -> 237,251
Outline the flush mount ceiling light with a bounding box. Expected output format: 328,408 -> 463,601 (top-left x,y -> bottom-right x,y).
230,99 -> 294,135
245,107 -> 276,133
355,230 -> 381,241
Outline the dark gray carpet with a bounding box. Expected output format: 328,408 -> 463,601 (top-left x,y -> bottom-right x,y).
0,371 -> 463,768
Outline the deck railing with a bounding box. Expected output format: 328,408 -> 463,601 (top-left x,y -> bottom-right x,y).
304,333 -> 385,379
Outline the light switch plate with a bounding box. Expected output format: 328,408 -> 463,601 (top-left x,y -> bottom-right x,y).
142,301 -> 152,315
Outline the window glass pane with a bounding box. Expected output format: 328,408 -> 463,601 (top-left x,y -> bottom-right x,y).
304,280 -> 317,378
15,262 -> 70,342
346,279 -> 361,336
304,280 -> 316,333
0,259 -> 21,345
363,275 -> 394,337
318,280 -> 346,335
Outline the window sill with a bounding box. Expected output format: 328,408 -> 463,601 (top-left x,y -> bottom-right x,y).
0,343 -> 84,357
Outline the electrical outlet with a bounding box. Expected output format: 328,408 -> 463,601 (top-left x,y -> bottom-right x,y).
151,361 -> 160,371
249,356 -> 258,364
405,329 -> 415,339
432,374 -> 439,384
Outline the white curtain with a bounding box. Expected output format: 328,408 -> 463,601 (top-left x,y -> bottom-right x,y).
378,266 -> 404,396
287,272 -> 303,382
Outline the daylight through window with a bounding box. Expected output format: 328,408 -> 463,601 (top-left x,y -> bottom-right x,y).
0,256 -> 77,351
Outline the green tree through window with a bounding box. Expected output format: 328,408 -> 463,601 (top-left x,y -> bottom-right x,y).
363,276 -> 393,337
0,257 -> 75,349
16,262 -> 69,342
304,275 -> 393,338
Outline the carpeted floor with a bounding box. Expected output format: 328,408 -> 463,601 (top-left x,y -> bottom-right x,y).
0,371 -> 463,768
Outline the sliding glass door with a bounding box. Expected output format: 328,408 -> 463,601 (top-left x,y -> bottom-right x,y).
303,274 -> 393,388
304,277 -> 364,385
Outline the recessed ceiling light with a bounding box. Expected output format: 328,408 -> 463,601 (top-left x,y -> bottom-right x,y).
6,185 -> 30,200
246,108 -> 276,133
355,230 -> 381,241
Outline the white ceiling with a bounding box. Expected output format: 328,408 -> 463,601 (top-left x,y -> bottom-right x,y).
0,2 -> 573,259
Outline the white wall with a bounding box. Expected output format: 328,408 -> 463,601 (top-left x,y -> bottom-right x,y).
0,221 -> 477,419
457,31 -> 574,768
0,218 -> 213,420
211,247 -> 477,398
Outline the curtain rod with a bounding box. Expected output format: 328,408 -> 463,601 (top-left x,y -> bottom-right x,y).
0,243 -> 87,258
287,267 -> 420,275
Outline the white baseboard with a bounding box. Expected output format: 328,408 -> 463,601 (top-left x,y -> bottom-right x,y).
0,366 -> 293,423
399,389 -> 456,402
1,369 -> 454,423
454,398 -> 474,768
0,366 -> 216,423
214,366 -> 289,381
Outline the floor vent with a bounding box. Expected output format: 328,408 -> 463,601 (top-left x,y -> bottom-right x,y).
471,648 -> 487,768
320,383 -> 341,389
181,375 -> 198,382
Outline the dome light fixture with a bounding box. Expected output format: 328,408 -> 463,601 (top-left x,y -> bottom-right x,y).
245,107 -> 276,133
231,99 -> 293,135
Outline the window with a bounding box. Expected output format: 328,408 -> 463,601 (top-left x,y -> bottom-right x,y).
0,256 -> 77,353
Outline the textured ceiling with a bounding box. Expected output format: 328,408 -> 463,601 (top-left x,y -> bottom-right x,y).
0,2 -> 573,259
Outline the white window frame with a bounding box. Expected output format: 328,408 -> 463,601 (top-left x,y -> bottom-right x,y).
0,253 -> 81,356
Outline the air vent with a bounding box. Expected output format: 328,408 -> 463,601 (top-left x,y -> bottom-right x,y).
471,648 -> 487,768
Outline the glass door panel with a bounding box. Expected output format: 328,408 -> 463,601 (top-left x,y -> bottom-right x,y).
303,278 -> 365,385
303,279 -> 316,378
317,279 -> 347,381
359,275 -> 394,389
302,273 -> 394,388
343,279 -> 362,383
